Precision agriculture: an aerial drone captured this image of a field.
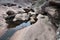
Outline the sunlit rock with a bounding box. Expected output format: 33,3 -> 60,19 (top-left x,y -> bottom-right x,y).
29,11 -> 36,15
10,14 -> 56,40
13,13 -> 30,21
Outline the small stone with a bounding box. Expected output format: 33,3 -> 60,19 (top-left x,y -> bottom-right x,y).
18,6 -> 21,8
23,8 -> 30,13
6,10 -> 16,16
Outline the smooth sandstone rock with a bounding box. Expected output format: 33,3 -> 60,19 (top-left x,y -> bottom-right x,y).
10,14 -> 56,40
0,16 -> 8,37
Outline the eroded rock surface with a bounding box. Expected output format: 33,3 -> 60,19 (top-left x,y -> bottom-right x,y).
10,14 -> 56,40
0,0 -> 58,40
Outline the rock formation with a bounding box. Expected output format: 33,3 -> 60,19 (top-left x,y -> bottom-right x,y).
10,14 -> 56,40
0,0 -> 60,40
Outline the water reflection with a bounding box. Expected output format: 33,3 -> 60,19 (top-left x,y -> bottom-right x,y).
15,21 -> 31,30
0,21 -> 31,40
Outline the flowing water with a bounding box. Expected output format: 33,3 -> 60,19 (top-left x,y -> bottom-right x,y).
0,21 -> 31,40
0,0 -> 45,40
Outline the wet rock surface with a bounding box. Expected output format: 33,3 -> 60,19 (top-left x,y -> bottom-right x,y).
0,2 -> 39,40
10,14 -> 56,40
0,0 -> 59,40
0,6 -> 37,40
